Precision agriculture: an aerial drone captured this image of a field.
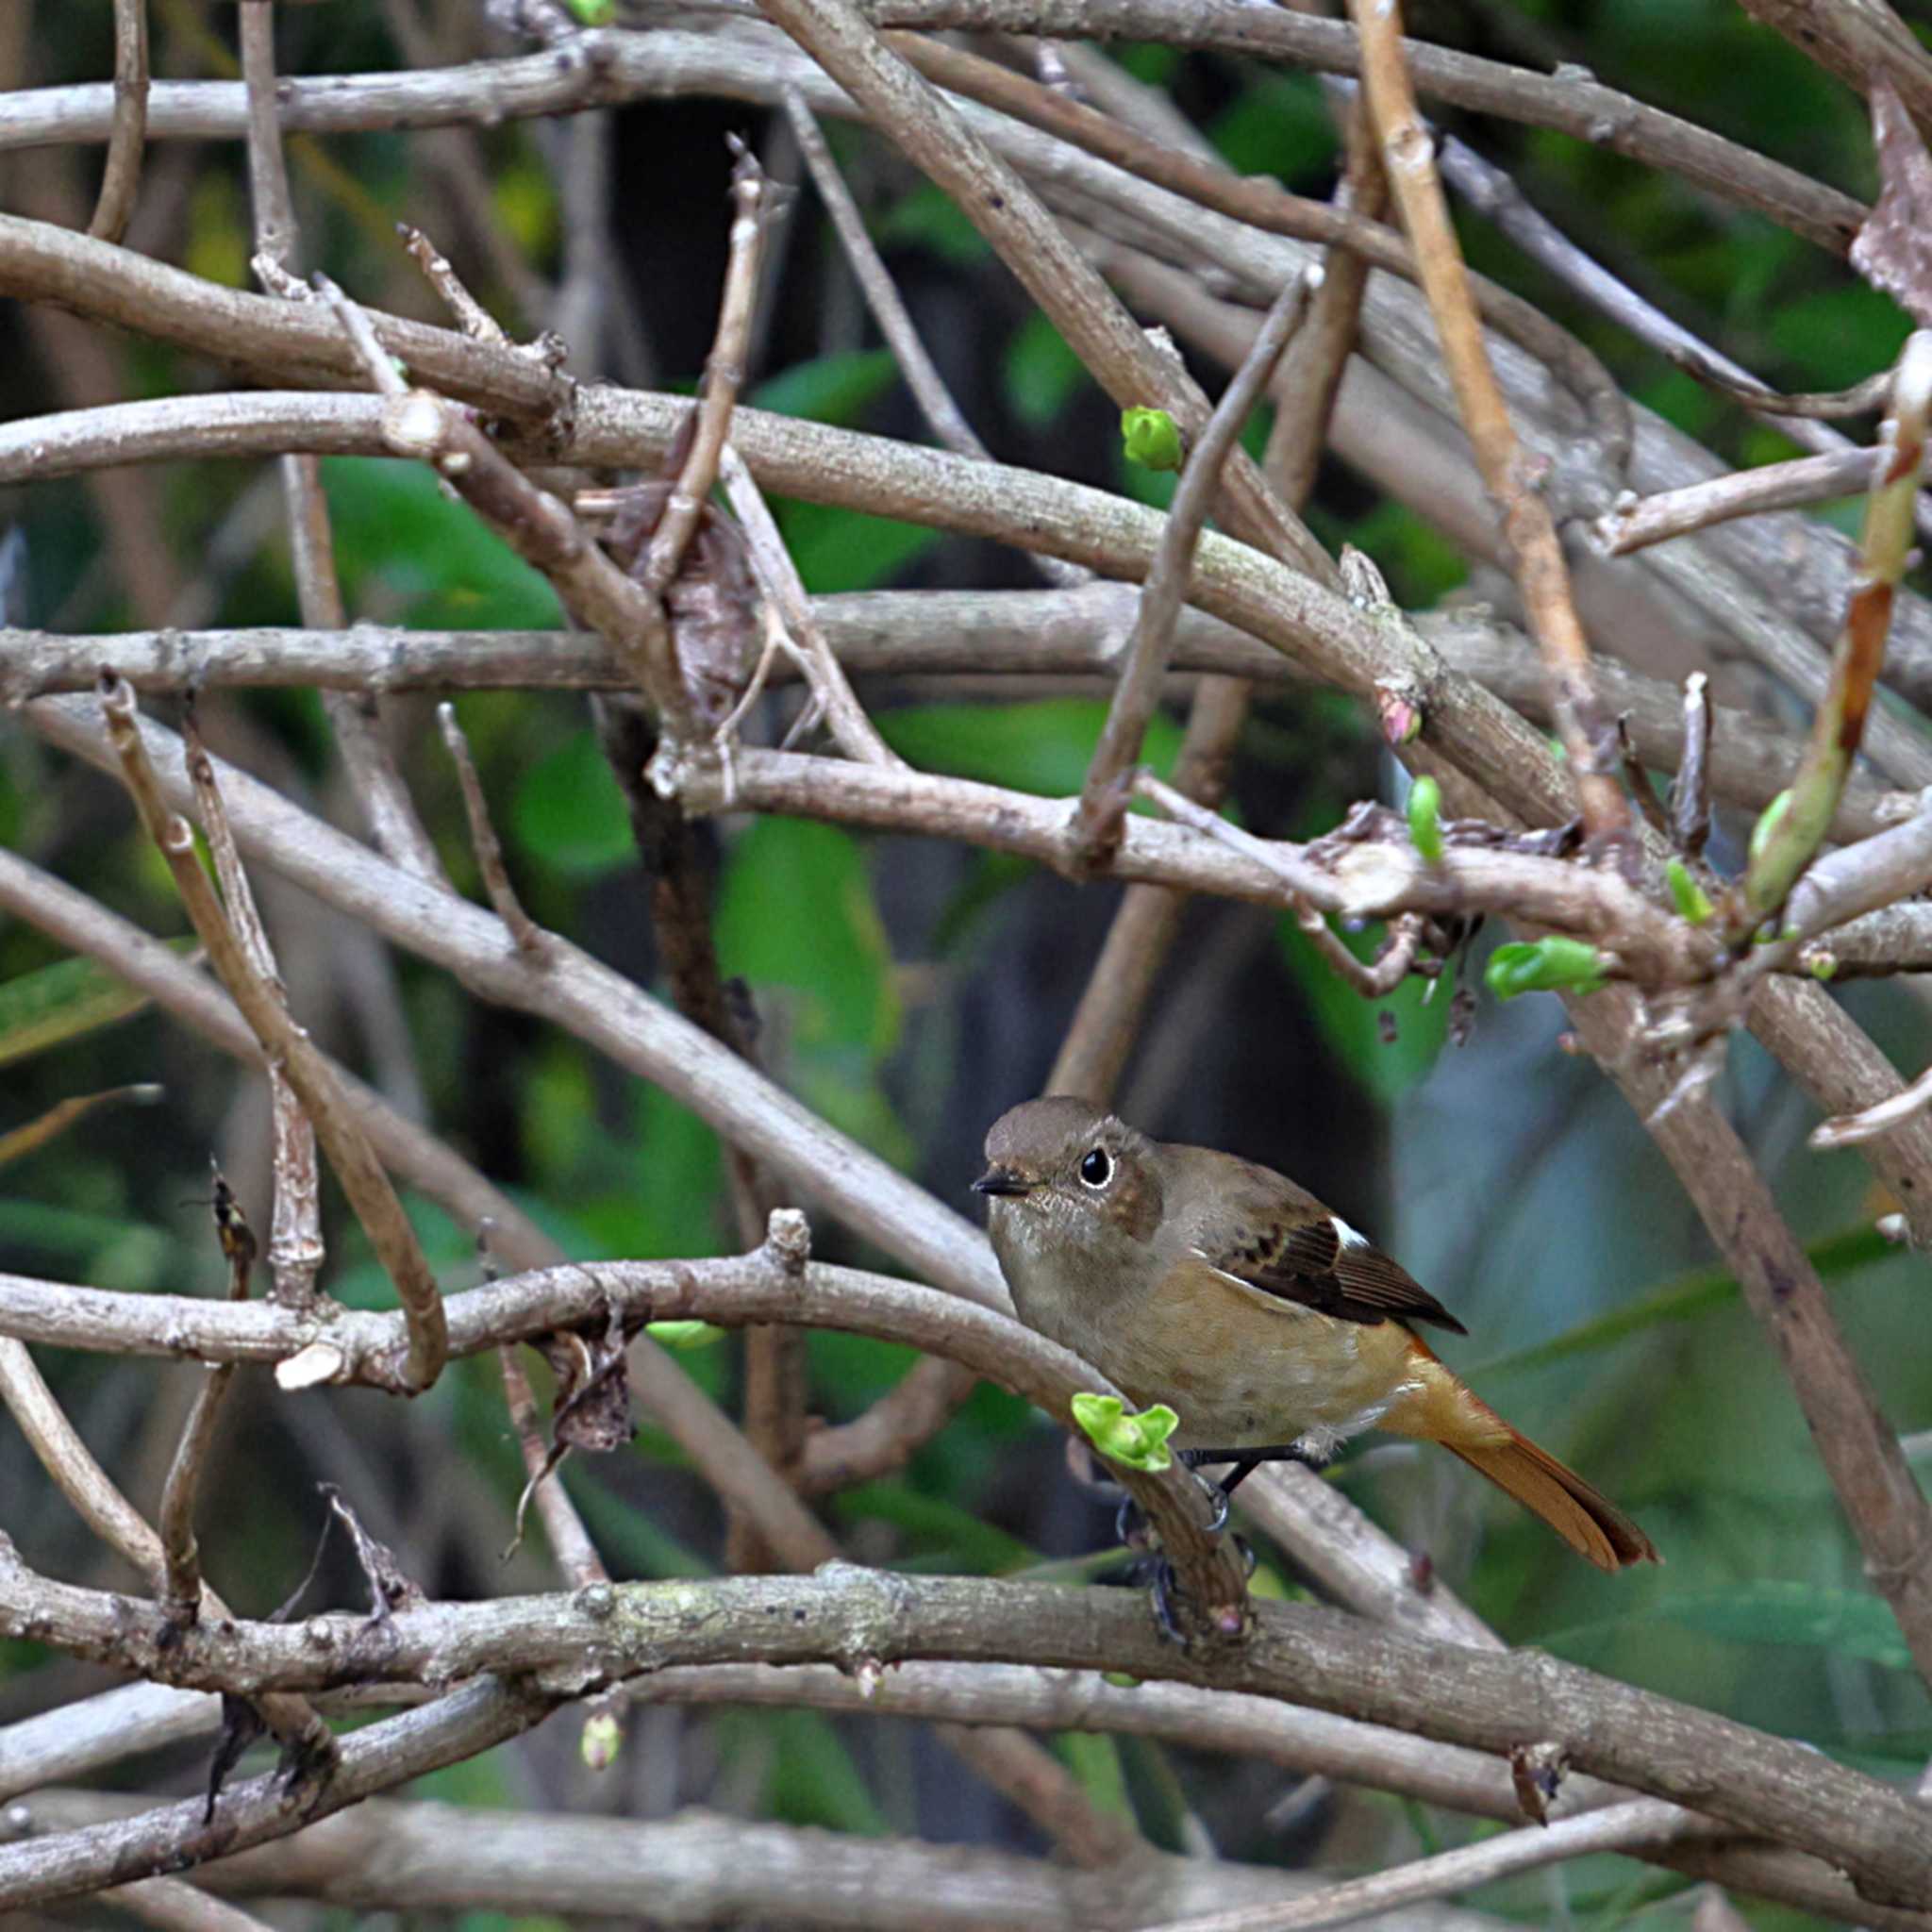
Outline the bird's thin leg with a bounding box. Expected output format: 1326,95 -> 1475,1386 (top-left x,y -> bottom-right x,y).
1181,1442 -> 1332,1531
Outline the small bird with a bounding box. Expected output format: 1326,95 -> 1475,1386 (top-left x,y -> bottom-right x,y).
974,1097 -> 1657,1572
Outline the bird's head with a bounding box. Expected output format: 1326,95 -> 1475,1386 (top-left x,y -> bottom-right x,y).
974,1096 -> 1164,1257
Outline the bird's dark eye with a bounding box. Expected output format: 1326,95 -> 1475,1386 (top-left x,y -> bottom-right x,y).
1079,1147 -> 1112,1189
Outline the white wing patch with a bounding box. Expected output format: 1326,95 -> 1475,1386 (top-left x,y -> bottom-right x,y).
1332,1217 -> 1372,1252
1192,1249 -> 1318,1319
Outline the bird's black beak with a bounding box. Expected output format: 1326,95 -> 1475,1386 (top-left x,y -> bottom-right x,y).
972,1165 -> 1031,1197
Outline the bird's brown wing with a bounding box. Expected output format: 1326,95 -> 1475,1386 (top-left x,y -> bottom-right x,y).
1202,1211 -> 1469,1336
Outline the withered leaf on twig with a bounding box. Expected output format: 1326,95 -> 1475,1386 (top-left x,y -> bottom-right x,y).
1852,78 -> 1932,328
534,1301 -> 638,1457
606,483 -> 761,731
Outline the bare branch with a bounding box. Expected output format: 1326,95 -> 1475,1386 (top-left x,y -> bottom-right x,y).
901,33 -> 1628,467
5,1557 -> 1930,1907
181,702 -> 324,1305
1591,444 -> 1924,557
1351,0 -> 1626,842
156,1175 -> 258,1624
0,1339 -> 333,1763
755,0 -> 1335,593
1740,331 -> 1932,921
711,446 -> 902,765
635,143 -> 768,607
0,7 -> 1862,252
1073,266 -> 1312,867
1,602 -> 1913,840
1141,1800 -> 1699,1932
99,675 -> 448,1391
437,703 -> 545,958
85,0 -> 148,243
1811,1058 -> 1932,1149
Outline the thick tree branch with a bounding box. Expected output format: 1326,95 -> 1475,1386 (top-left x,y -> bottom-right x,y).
0,9 -> 1860,251
4,1558 -> 1929,1907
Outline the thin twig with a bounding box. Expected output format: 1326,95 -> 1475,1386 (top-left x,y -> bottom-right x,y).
754,0 -> 1337,592
1662,352 -> 1894,422
1072,266 -> 1313,868
711,446 -> 901,765
1049,679 -> 1251,1106
0,8 -> 1864,253
637,142 -> 769,605
0,1337 -> 334,1763
1591,444 -> 1924,558
239,0 -> 445,885
0,1085 -> 163,1171
1434,127 -> 1932,544
156,1174 -> 258,1623
438,703 -> 546,957
1740,331 -> 1932,923
99,675 -> 449,1391
783,87 -> 984,461
1810,1058 -> 1932,1148
780,83 -> 1083,589
1673,673 -> 1713,859
1262,67 -> 1385,506
181,702 -> 324,1306
397,220 -> 511,346
899,33 -> 1628,469
1350,0 -> 1628,844
1141,1799 -> 1698,1932
86,0 -> 148,243
498,1343 -> 608,1585
389,389 -> 686,724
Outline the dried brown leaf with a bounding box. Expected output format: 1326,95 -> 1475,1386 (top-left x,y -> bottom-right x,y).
1852,77 -> 1932,326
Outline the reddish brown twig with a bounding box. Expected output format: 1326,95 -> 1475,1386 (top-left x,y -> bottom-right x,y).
1349,0 -> 1630,845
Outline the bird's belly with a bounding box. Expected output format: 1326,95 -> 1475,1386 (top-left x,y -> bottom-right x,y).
1109,1296 -> 1418,1453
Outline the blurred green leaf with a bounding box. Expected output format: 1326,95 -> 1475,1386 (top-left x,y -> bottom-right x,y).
1108,41 -> 1180,86
751,349 -> 899,426
772,496 -> 942,594
510,729 -> 633,879
1058,1730 -> 1136,1824
1407,775 -> 1443,864
1276,918 -> 1451,1106
755,1708 -> 891,1835
830,1479 -> 1038,1574
877,699 -> 1185,797
718,819 -> 900,1056
1764,287 -> 1912,391
1474,1224 -> 1888,1379
321,458 -> 563,629
646,1319 -> 727,1350
0,944 -> 193,1068
873,181 -> 990,267
1003,312 -> 1087,427
1594,1582 -> 1911,1673
626,1084 -> 726,1261
1208,72 -> 1337,187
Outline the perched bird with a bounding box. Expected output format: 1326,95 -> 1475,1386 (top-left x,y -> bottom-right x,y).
974,1097 -> 1657,1572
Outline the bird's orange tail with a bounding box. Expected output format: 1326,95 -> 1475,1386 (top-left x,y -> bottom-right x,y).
1444,1424 -> 1658,1572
